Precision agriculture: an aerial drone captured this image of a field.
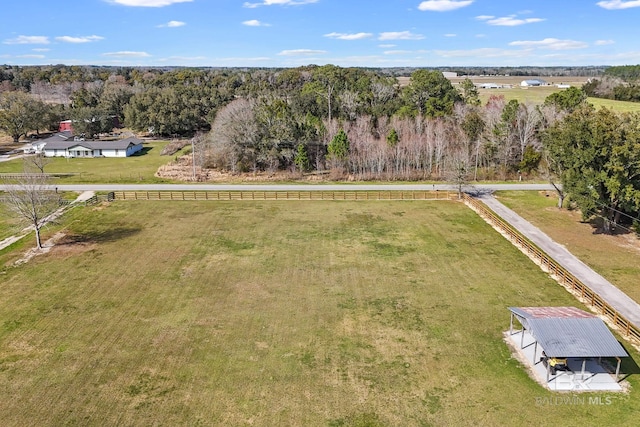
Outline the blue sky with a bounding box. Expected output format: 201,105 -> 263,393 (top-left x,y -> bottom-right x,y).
2,0 -> 640,67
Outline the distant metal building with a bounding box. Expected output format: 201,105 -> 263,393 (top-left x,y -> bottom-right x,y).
520,79 -> 546,87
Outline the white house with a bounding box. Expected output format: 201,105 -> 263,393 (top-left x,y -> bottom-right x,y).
41,133 -> 144,158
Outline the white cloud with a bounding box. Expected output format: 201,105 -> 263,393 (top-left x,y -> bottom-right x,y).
509,38 -> 589,50
478,15 -> 545,26
55,35 -> 104,43
32,48 -> 50,52
103,51 -> 151,57
597,0 -> 640,9
595,39 -> 615,45
384,50 -> 412,55
242,20 -> 271,26
277,49 -> 327,56
444,33 -> 456,37
243,0 -> 317,8
378,31 -> 425,41
3,35 -> 50,45
418,0 -> 473,12
157,20 -> 186,27
324,32 -> 373,40
17,54 -> 46,59
106,0 -> 193,6
378,44 -> 396,48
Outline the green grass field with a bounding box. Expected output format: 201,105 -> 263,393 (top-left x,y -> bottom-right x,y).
478,87 -> 640,113
0,141 -> 184,183
496,191 -> 640,306
0,202 -> 22,242
0,200 -> 638,426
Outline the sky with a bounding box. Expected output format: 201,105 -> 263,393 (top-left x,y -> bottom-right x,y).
2,0 -> 640,68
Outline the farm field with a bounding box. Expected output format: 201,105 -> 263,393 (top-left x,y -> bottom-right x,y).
496,191 -> 640,306
0,200 -> 638,426
443,74 -> 640,112
0,140 -> 182,183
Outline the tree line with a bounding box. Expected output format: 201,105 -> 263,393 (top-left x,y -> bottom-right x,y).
2,64 -> 640,233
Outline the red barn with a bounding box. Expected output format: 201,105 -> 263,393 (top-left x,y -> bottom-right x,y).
58,120 -> 73,132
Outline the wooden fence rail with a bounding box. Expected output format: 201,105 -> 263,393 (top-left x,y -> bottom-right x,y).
112,190 -> 458,202
462,193 -> 640,345
0,173 -> 77,180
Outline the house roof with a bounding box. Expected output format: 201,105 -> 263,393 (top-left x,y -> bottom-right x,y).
43,135 -> 143,151
509,307 -> 628,358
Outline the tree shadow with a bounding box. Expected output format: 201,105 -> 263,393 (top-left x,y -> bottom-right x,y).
588,217 -> 633,236
464,187 -> 494,197
59,226 -> 142,245
130,147 -> 153,157
616,343 -> 640,382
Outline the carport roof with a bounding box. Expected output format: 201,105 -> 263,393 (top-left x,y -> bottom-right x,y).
509,307 -> 628,358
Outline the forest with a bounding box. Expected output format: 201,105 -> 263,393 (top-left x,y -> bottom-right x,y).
0,64 -> 589,179
1,64 -> 640,232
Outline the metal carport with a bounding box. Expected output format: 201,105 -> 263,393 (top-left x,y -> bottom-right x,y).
508,307 -> 628,384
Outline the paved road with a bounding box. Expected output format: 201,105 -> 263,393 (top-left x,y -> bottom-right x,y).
0,183 -> 557,192
476,193 -> 640,328
0,154 -> 26,163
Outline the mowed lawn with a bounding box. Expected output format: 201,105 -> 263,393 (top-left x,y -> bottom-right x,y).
0,200 -> 638,426
0,202 -> 22,242
496,191 -> 640,306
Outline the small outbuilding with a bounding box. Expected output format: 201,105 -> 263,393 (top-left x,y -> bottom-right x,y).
507,307 -> 629,391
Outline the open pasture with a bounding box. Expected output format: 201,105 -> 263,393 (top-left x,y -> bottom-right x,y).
0,200 -> 638,426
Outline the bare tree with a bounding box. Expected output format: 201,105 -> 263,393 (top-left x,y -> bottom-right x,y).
339,90 -> 360,121
445,147 -> 472,199
515,102 -> 541,162
23,152 -> 51,174
2,174 -> 61,249
206,98 -> 260,173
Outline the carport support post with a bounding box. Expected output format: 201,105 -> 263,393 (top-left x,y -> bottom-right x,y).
532,341 -> 538,364
520,325 -> 525,348
546,363 -> 550,382
581,359 -> 586,380
509,313 -> 513,335
615,357 -> 621,381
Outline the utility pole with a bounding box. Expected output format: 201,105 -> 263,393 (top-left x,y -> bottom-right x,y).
191,137 -> 196,181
